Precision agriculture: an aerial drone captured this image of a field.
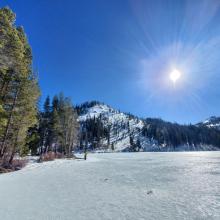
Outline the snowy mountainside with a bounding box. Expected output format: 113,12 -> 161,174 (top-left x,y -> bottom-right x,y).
76,102 -> 220,152
77,102 -> 158,152
200,116 -> 220,130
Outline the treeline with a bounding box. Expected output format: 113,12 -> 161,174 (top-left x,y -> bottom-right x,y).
128,135 -> 141,152
0,8 -> 40,167
142,118 -> 220,149
76,102 -> 111,150
79,116 -> 110,150
75,101 -> 105,115
28,94 -> 79,158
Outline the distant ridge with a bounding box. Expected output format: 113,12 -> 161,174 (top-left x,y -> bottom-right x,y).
75,101 -> 220,152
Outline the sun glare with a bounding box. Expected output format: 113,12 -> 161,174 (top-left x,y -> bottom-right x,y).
169,69 -> 181,83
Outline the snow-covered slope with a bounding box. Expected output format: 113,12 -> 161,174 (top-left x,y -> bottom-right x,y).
201,116 -> 220,130
77,102 -> 220,152
78,103 -> 158,152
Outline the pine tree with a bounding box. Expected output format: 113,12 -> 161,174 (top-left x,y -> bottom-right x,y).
0,7 -> 40,165
57,95 -> 79,157
37,94 -> 79,158
111,143 -> 114,151
50,95 -> 61,153
136,138 -> 141,152
43,96 -> 52,153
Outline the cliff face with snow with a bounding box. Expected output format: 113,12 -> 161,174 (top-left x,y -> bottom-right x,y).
200,116 -> 220,130
78,103 -> 146,151
76,102 -> 220,152
77,102 -> 158,152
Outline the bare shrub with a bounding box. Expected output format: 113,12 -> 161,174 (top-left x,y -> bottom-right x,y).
0,158 -> 28,173
55,152 -> 64,159
39,152 -> 56,162
11,159 -> 28,170
39,151 -> 66,162
38,151 -> 77,162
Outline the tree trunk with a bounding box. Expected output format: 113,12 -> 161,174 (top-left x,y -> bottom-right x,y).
8,128 -> 20,164
0,74 -> 7,94
0,79 -> 10,102
0,87 -> 19,157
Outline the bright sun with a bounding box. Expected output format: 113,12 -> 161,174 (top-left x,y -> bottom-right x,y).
169,68 -> 181,83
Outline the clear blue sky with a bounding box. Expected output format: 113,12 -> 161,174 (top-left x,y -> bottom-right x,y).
1,0 -> 220,124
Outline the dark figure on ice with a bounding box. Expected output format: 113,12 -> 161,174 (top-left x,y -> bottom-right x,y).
84,146 -> 87,160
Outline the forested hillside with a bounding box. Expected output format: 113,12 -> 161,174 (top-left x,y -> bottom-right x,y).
75,101 -> 220,152
142,118 -> 220,150
76,101 -> 145,152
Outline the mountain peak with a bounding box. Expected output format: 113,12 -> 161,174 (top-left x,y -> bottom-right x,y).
202,116 -> 220,129
76,101 -> 220,152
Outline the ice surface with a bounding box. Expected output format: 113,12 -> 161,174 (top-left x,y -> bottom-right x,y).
0,152 -> 220,220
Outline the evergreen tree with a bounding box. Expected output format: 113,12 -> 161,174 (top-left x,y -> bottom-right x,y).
111,143 -> 114,151
136,138 -> 141,152
0,7 -> 40,165
37,94 -> 79,158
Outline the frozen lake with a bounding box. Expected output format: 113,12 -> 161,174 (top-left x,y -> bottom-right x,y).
0,152 -> 220,220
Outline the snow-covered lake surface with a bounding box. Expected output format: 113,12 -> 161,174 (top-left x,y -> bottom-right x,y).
0,152 -> 220,220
